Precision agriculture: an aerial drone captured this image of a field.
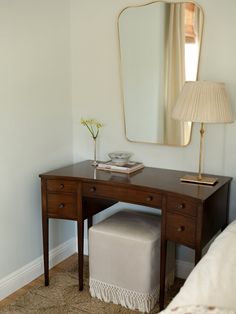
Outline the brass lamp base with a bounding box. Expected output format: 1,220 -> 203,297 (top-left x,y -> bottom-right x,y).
180,175 -> 218,186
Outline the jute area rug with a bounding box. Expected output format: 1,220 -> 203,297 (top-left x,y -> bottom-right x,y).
0,256 -> 183,314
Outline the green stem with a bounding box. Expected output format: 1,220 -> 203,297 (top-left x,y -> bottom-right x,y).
84,122 -> 95,138
95,129 -> 99,139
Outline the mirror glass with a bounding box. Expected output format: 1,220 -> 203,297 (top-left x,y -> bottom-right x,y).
118,1 -> 204,146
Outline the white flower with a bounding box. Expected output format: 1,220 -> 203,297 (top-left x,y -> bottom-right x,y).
81,118 -> 103,139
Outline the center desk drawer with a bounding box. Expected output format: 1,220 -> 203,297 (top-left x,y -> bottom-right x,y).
82,183 -> 162,208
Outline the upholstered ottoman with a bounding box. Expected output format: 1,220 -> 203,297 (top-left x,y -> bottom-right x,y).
89,210 -> 175,313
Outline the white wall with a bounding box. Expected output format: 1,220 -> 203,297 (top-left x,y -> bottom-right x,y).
0,0 -> 74,280
72,0 -> 236,263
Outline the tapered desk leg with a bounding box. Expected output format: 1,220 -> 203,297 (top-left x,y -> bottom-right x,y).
77,221 -> 84,291
159,238 -> 167,310
88,216 -> 93,229
41,179 -> 49,286
195,247 -> 202,265
87,216 -> 93,245
42,216 -> 49,286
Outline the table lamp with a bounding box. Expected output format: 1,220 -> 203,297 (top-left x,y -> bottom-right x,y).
172,81 -> 233,185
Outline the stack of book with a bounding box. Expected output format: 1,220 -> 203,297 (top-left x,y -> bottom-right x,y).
97,161 -> 144,174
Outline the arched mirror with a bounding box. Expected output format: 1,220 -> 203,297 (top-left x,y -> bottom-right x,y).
118,1 -> 204,146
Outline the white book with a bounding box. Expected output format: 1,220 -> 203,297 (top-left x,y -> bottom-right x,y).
97,161 -> 144,174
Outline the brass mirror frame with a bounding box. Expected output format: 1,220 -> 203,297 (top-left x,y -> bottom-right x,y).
117,0 -> 204,146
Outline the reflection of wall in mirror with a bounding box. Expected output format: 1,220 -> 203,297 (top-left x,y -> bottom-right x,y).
120,3 -> 166,143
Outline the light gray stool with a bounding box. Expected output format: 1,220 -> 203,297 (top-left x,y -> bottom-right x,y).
89,210 -> 175,313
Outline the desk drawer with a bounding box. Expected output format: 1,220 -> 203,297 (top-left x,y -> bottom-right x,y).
167,196 -> 197,217
47,180 -> 77,193
47,193 -> 77,219
82,183 -> 162,208
166,212 -> 196,247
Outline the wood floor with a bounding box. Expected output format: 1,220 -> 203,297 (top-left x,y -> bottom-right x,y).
0,253 -> 81,309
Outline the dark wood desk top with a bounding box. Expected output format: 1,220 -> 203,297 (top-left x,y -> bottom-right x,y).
39,160 -> 231,202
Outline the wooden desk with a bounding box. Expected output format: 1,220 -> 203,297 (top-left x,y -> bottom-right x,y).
39,160 -> 231,310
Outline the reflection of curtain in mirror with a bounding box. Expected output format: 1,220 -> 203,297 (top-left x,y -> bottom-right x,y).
164,3 -> 186,145
194,5 -> 203,52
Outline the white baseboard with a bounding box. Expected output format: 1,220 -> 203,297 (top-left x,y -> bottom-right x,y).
175,259 -> 194,279
0,236 -> 190,302
0,237 -> 82,301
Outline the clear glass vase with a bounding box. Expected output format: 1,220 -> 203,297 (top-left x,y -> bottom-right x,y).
92,138 -> 98,166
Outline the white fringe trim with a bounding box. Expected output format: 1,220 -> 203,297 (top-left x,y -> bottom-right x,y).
89,270 -> 175,313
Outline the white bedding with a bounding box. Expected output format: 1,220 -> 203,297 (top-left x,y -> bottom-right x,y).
162,305 -> 236,314
166,219 -> 236,311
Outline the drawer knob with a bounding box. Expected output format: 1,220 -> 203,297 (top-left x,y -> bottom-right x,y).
177,203 -> 185,210
89,186 -> 96,192
59,203 -> 65,209
59,184 -> 64,189
177,226 -> 185,232
146,196 -> 153,202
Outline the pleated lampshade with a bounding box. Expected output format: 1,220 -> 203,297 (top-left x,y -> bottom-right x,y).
172,81 -> 234,123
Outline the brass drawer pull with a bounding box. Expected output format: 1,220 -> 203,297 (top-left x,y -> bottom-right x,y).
177,203 -> 185,210
146,196 -> 153,202
59,203 -> 65,209
177,226 -> 185,232
59,184 -> 64,189
89,186 -> 96,192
